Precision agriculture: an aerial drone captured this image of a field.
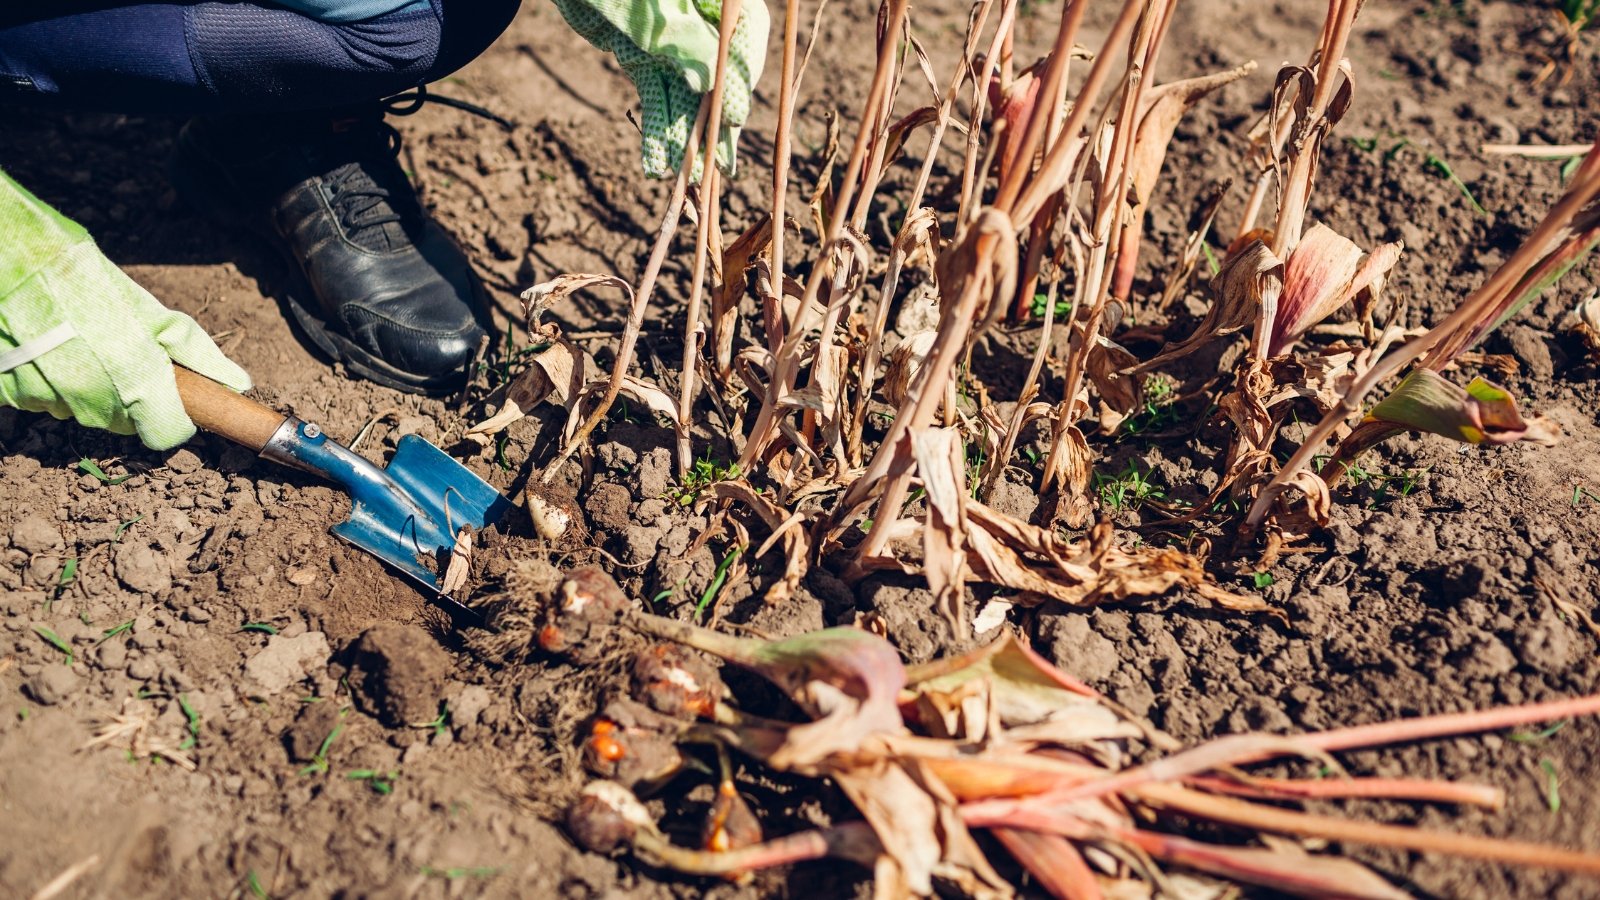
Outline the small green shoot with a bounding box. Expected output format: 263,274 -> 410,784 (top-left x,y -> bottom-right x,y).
670,453 -> 741,506
1029,292 -> 1071,318
494,432 -> 512,472
113,515 -> 144,541
1200,242 -> 1221,277
348,769 -> 399,795
77,457 -> 132,485
694,544 -> 744,621
1252,571 -> 1275,589
1424,152 -> 1489,216
1121,375 -> 1180,436
239,622 -> 279,635
1539,758 -> 1561,813
246,870 -> 271,899
1560,0 -> 1598,30
1561,155 -> 1585,183
300,710 -> 347,776
1572,486 -> 1600,507
17,708 -> 29,722
34,626 -> 73,665
1093,462 -> 1166,512
98,620 -> 134,645
47,557 -> 78,612
1346,135 -> 1378,153
178,694 -> 201,751
416,703 -> 450,738
1510,720 -> 1568,743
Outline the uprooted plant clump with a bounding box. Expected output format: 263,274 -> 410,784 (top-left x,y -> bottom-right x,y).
448,0 -> 1600,894
496,565 -> 1600,897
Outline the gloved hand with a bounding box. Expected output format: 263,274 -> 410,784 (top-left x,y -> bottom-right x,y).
0,170 -> 251,451
552,0 -> 769,178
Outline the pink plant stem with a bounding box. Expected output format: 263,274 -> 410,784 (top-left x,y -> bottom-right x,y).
991,827 -> 1103,900
1293,693 -> 1600,757
1183,774 -> 1504,809
1135,782 -> 1600,875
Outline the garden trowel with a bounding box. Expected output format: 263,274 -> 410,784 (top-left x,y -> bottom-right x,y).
173,365 -> 509,622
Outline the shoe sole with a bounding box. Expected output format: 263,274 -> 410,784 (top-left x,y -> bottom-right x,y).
167,126 -> 480,397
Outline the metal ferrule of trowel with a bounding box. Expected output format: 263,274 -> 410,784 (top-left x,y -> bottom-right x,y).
172,366 -> 510,622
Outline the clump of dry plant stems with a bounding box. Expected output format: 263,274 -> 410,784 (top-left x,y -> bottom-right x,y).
474,0 -> 1597,614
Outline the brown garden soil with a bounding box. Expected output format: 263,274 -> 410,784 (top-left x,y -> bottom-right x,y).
2,1 -> 1598,897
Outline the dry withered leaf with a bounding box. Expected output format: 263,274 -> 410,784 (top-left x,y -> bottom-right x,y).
883,331 -> 938,408
439,526 -> 473,597
1085,336 -> 1142,435
1115,62 -> 1259,300
1270,224 -> 1403,356
520,273 -> 633,333
1135,239 -> 1283,374
904,633 -> 1133,747
467,338 -> 592,438
909,427 -> 969,634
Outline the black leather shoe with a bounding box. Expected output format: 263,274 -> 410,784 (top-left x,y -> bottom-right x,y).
169,109 -> 488,394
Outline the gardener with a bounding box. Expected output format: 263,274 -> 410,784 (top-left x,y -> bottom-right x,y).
0,0 -> 764,448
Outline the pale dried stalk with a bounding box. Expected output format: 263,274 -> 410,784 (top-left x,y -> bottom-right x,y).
765,0 -> 803,356
1481,142 -> 1594,159
1246,145 -> 1600,525
1055,0 -> 1173,418
956,0 -> 1020,224
738,0 -> 912,472
1268,0 -> 1358,262
540,105 -> 706,483
848,0 -> 1146,561
676,0 -> 745,474
849,211 -> 1017,565
851,0 -> 1005,464
1136,782 -> 1600,875
1010,0 -> 1146,226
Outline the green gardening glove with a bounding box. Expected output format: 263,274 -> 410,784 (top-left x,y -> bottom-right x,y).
551,0 -> 769,178
0,170 -> 251,451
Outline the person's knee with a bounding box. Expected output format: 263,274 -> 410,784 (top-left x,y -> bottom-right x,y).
431,0 -> 521,79
187,4 -> 444,107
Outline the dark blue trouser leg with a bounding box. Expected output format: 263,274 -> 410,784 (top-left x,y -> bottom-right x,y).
0,0 -> 520,113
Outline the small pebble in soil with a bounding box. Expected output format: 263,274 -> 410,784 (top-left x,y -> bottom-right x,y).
10,516 -> 64,555
166,449 -> 203,474
449,684 -> 493,728
95,639 -> 128,671
128,656 -> 162,681
244,632 -> 332,696
114,542 -> 174,596
25,666 -> 82,705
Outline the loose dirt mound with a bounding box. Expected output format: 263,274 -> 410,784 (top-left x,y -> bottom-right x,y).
1,1 -> 1597,897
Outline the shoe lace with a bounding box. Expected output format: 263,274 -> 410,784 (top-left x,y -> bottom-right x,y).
324,86 -> 514,248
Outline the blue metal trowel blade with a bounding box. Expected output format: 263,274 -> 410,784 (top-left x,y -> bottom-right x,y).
263,421 -> 511,617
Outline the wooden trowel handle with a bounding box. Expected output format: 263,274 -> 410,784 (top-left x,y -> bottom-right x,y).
173,365 -> 289,453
